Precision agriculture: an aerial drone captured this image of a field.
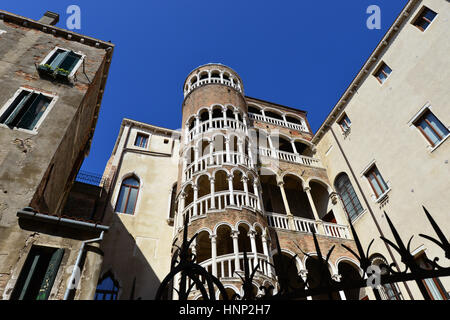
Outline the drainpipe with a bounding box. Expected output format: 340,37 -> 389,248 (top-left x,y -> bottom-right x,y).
63,231 -> 105,300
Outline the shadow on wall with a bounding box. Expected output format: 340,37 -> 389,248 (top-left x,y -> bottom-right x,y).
96,202 -> 165,300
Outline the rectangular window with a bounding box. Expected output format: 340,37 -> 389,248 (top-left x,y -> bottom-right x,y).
338,113 -> 351,132
414,110 -> 449,147
413,7 -> 437,31
39,47 -> 82,78
365,165 -> 389,198
415,253 -> 448,300
10,246 -> 64,300
0,89 -> 54,131
134,133 -> 149,148
374,62 -> 392,84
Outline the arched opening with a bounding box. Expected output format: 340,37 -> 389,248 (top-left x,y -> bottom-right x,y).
265,110 -> 283,120
334,173 -> 363,222
309,181 -> 331,221
237,224 -> 252,255
199,109 -> 209,123
226,108 -> 235,119
195,231 -> 211,264
214,170 -> 228,192
254,226 -> 264,254
211,70 -> 220,78
272,253 -> 304,294
188,117 -> 195,131
223,73 -> 230,81
212,135 -> 225,153
306,257 -> 340,300
285,115 -> 302,125
294,141 -> 314,157
190,76 -> 198,86
232,170 -> 244,192
211,106 -> 223,119
248,105 -> 262,115
199,71 -> 208,80
218,287 -> 238,300
247,174 -> 255,194
283,175 -> 314,219
185,147 -> 195,165
198,139 -> 211,160
229,135 -> 239,152
115,176 -> 140,215
276,136 -> 294,153
183,184 -> 194,207
94,271 -> 119,300
197,175 -> 210,199
338,261 -> 363,300
260,174 -> 286,214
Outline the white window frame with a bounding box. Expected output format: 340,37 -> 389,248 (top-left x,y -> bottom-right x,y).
360,160 -> 391,202
408,103 -> 450,152
0,87 -> 58,134
411,6 -> 438,34
39,46 -> 85,79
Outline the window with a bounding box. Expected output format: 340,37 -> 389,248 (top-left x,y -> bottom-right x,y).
370,254 -> 403,300
115,176 -> 140,214
415,253 -> 448,300
0,89 -> 55,131
95,272 -> 119,300
39,47 -> 82,78
134,133 -> 148,148
414,110 -> 449,147
374,62 -> 392,84
10,246 -> 64,300
338,113 -> 351,132
335,173 -> 364,221
364,165 -> 389,199
413,7 -> 437,31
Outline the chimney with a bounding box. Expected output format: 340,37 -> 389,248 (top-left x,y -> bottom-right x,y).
38,11 -> 59,26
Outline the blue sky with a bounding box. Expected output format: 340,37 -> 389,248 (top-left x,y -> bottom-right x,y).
4,1 -> 408,174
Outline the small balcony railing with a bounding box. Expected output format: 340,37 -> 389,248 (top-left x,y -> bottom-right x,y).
186,118 -> 247,142
258,147 -> 323,168
184,151 -> 254,180
266,212 -> 350,240
185,77 -> 242,97
182,191 -> 260,222
248,112 -> 309,133
199,252 -> 272,280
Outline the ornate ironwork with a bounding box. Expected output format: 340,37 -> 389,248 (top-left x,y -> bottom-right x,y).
156,206 -> 450,300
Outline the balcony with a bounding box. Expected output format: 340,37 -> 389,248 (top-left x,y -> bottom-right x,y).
184,151 -> 254,180
199,252 -> 272,279
258,147 -> 323,168
182,191 -> 260,222
248,112 -> 309,133
186,118 -> 247,142
266,212 -> 350,240
184,75 -> 243,97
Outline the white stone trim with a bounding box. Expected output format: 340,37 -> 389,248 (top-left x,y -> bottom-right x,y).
39,46 -> 86,79
0,87 -> 58,134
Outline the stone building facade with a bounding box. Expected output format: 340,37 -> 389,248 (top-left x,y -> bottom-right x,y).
97,0 -> 449,301
0,10 -> 114,300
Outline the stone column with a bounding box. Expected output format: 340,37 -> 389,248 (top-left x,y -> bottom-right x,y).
194,146 -> 199,172
304,186 -> 325,235
222,107 -> 228,129
193,185 -> 198,217
242,176 -> 250,206
178,192 -> 186,228
208,109 -> 213,131
332,274 -> 347,300
262,234 -> 272,277
254,179 -> 262,211
227,174 -> 235,206
209,177 -> 216,210
225,137 -> 231,163
231,231 -> 241,272
237,140 -> 244,164
210,235 -> 217,277
248,231 -> 258,268
194,115 -> 200,135
300,270 -> 312,300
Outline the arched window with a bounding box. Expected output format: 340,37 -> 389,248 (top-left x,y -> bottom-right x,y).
95,272 -> 119,300
334,173 -> 363,221
115,176 -> 140,214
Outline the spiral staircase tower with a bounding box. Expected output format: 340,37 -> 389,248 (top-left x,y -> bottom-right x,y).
173,64 -> 275,299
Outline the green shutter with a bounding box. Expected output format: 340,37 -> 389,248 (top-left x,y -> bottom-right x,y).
17,94 -> 50,130
36,248 -> 64,300
49,50 -> 68,69
18,254 -> 41,300
59,51 -> 80,72
3,91 -> 32,126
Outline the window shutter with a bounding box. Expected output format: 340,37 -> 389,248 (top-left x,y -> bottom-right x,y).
18,94 -> 50,130
49,50 -> 68,69
36,248 -> 64,300
2,91 -> 32,126
59,51 -> 80,72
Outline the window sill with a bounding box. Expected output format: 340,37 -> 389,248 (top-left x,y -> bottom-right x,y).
374,188 -> 391,203
0,124 -> 38,135
349,209 -> 367,225
429,133 -> 450,153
